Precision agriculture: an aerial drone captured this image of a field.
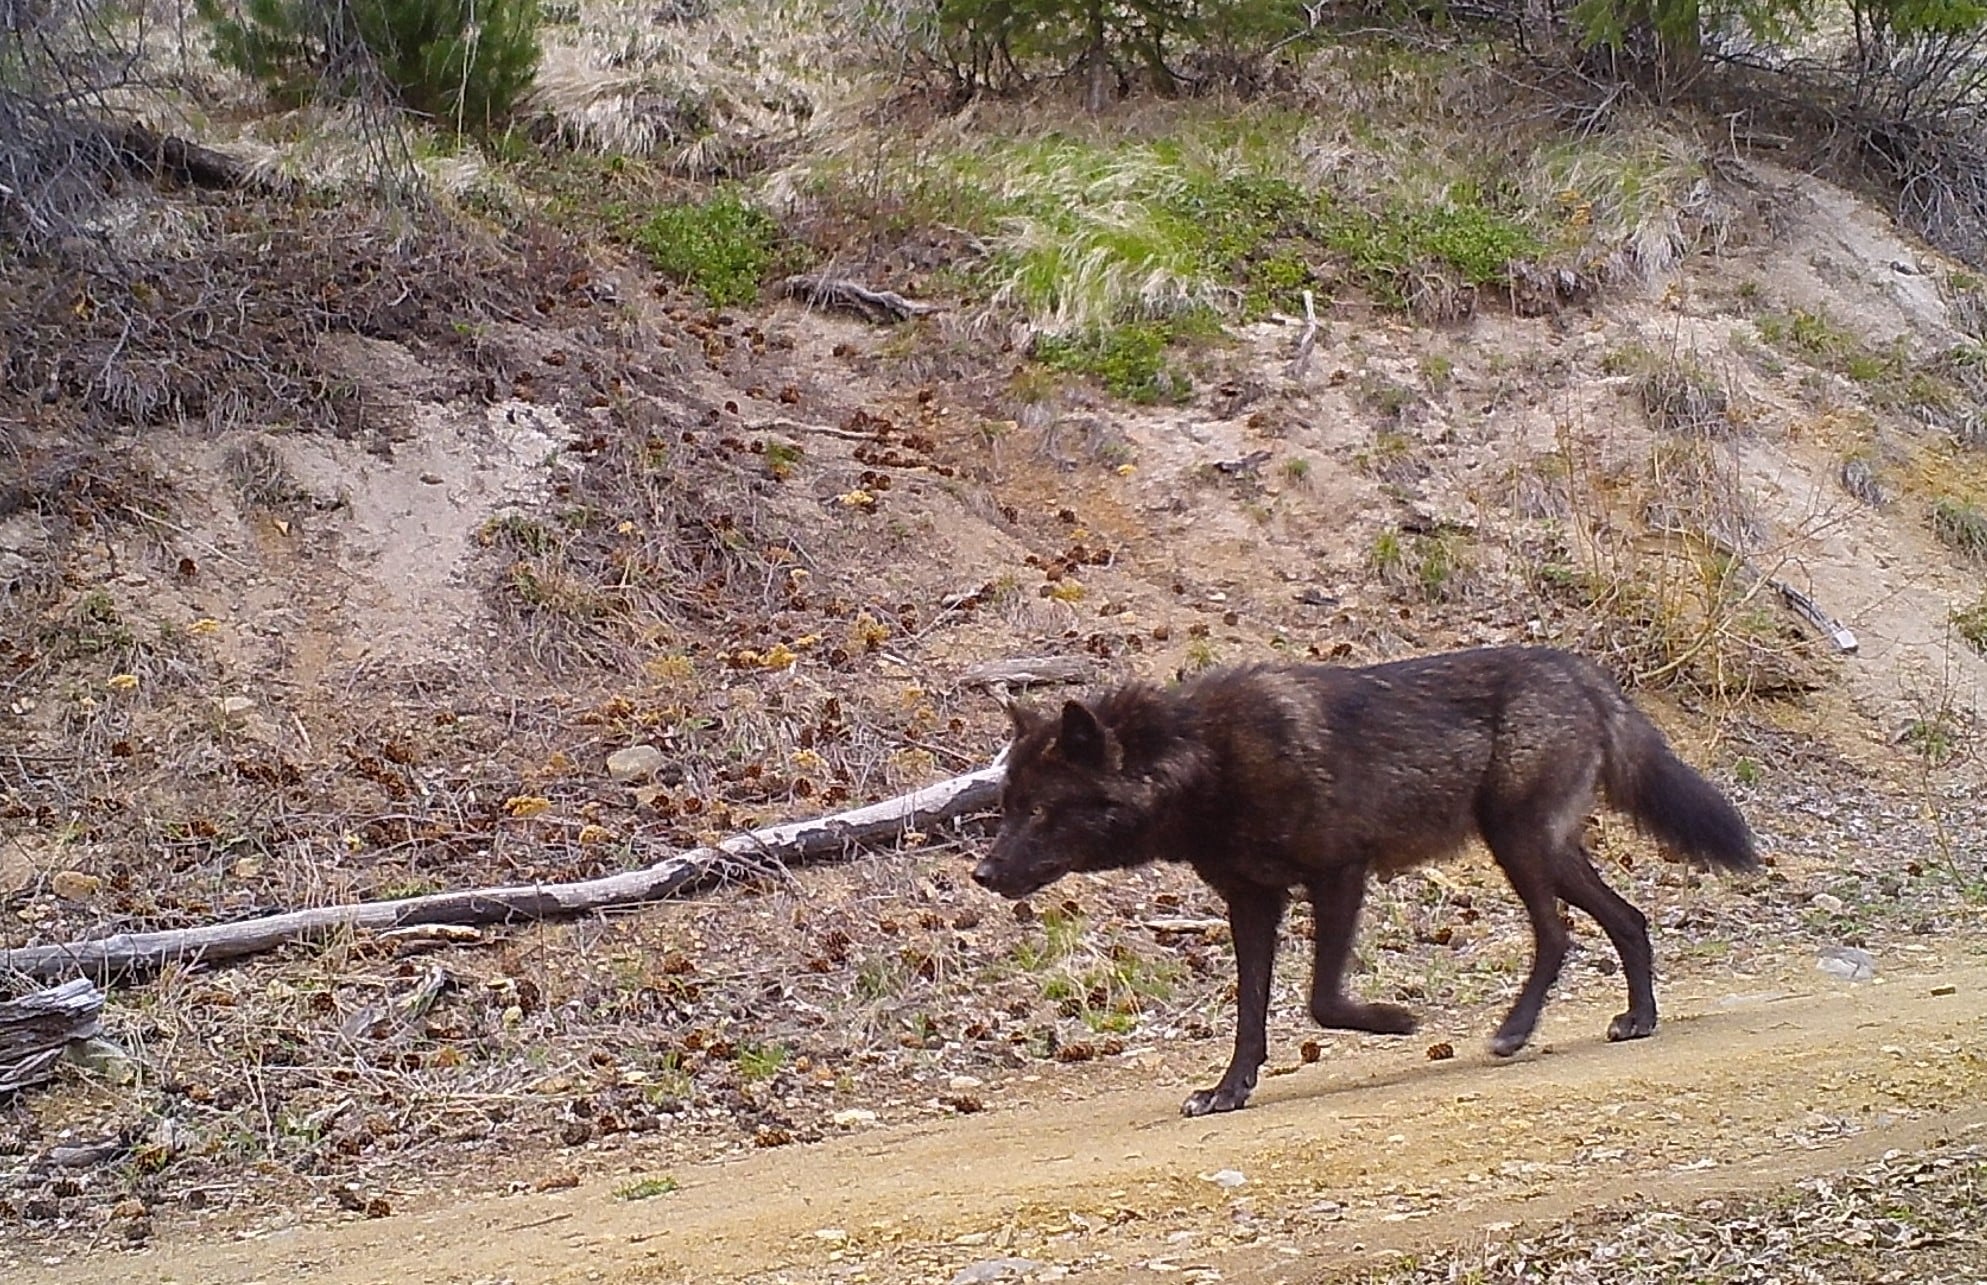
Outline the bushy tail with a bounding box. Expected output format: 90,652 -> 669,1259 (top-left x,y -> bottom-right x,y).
1603,707 -> 1758,871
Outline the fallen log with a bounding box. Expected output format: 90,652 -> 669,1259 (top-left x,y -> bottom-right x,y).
104,122 -> 262,192
782,274 -> 940,324
960,656 -> 1094,691
0,763 -> 1004,985
0,978 -> 105,1095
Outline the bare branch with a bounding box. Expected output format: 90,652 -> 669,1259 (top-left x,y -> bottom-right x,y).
0,763 -> 1005,984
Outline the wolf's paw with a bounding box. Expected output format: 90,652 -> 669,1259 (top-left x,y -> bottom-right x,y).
1181,1083 -> 1252,1117
1487,1027 -> 1533,1058
1351,1001 -> 1418,1036
1606,1010 -> 1657,1042
1312,998 -> 1419,1035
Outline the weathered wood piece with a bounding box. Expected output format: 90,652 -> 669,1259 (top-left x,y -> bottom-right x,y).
781,274 -> 940,324
960,657 -> 1094,691
0,765 -> 1004,983
0,978 -> 106,1095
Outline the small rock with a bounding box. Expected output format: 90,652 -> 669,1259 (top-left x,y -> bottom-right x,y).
67,1038 -> 137,1086
949,1258 -> 1041,1285
1811,892 -> 1846,914
948,1075 -> 985,1091
1816,945 -> 1877,983
1204,1168 -> 1247,1189
48,1139 -> 125,1168
50,870 -> 102,901
607,744 -> 667,784
831,1108 -> 877,1127
1931,984 -> 1957,997
217,695 -> 257,717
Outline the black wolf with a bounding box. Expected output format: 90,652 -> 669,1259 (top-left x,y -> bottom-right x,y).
971,646 -> 1757,1117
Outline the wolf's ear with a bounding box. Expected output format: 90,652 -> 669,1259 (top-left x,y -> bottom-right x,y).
1057,700 -> 1111,769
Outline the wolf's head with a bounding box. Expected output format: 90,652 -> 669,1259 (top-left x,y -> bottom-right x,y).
972,698 -> 1145,899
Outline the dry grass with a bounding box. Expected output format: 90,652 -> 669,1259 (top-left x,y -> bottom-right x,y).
0,195 -> 565,442
1515,410 -> 1843,703
1348,1142 -> 1987,1284
525,0 -> 861,173
1523,121 -> 1736,282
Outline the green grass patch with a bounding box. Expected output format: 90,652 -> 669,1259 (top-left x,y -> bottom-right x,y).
977,141 -> 1328,331
1904,711 -> 1961,764
616,1175 -> 680,1200
1373,527 -> 1471,600
735,1042 -> 787,1082
1528,129 -> 1708,271
1321,193 -> 1538,296
801,112 -> 1541,343
1013,903 -> 1086,969
1035,322 -> 1193,403
632,189 -> 783,307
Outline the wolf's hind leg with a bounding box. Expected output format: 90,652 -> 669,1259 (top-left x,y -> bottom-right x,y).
1306,864 -> 1417,1035
1553,847 -> 1657,1042
1183,885 -> 1286,1117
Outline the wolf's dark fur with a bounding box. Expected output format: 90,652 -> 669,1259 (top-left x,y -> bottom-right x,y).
971,645 -> 1757,1117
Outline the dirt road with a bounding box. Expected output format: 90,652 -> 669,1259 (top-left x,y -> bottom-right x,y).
20,949 -> 1987,1284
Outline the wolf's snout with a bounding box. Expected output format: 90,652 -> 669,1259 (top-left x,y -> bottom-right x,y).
970,858 -> 1001,890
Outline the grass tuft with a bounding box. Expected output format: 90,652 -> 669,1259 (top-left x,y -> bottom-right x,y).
1931,496 -> 1987,562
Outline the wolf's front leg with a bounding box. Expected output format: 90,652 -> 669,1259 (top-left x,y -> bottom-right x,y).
1182,885 -> 1286,1117
1307,863 -> 1417,1036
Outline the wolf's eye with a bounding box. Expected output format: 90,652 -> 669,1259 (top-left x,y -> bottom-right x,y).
1029,804 -> 1047,821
